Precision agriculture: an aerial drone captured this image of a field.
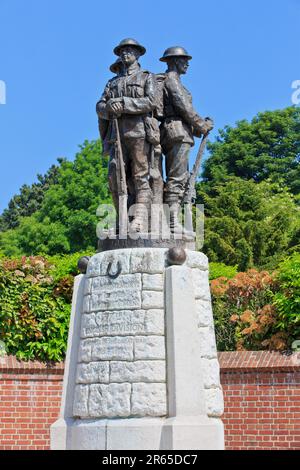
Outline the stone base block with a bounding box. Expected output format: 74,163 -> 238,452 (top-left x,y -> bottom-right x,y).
107,418 -> 165,450
161,417 -> 224,450
51,418 -> 107,450
51,416 -> 224,450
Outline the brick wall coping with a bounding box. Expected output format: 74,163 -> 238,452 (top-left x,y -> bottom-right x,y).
0,351 -> 299,374
218,351 -> 300,372
0,355 -> 64,374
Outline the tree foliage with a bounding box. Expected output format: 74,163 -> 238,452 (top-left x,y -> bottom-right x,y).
198,178 -> 300,270
0,164 -> 60,232
202,106 -> 300,195
0,140 -> 110,256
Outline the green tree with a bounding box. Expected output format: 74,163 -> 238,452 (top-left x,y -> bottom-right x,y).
202,107 -> 300,195
0,164 -> 61,231
197,178 -> 300,270
0,140 -> 111,256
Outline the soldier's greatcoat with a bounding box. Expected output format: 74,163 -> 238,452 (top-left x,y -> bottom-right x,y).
96,63 -> 156,201
160,70 -> 207,201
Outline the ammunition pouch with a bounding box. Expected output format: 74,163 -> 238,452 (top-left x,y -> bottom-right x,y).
144,116 -> 161,146
160,117 -> 185,144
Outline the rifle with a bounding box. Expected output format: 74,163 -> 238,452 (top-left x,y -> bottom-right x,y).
182,132 -> 209,232
114,118 -> 128,237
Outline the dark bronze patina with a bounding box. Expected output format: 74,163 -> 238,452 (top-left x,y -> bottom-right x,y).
96,40 -> 213,250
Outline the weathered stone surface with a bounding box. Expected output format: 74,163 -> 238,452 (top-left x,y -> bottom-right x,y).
131,383 -> 167,416
185,251 -> 208,270
80,309 -> 165,338
142,291 -> 164,309
84,278 -> 93,296
89,383 -> 131,418
86,250 -> 131,277
196,299 -> 214,327
142,273 -> 164,291
134,336 -> 165,360
76,361 -> 109,384
73,385 -> 89,417
201,358 -> 221,389
99,250 -> 132,276
86,256 -> 101,277
78,337 -> 134,362
198,327 -> 218,359
90,289 -> 141,312
110,360 -> 166,383
144,310 -> 165,335
82,295 -> 90,313
192,269 -> 211,301
131,248 -> 167,274
91,273 -> 141,293
205,388 -> 224,417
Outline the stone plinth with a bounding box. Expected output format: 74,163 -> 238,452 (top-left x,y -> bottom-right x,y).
50,248 -> 224,450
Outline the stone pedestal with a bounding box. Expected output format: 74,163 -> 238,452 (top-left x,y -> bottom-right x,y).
50,248 -> 224,450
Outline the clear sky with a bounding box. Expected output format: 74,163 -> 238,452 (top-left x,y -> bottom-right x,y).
0,0 -> 299,212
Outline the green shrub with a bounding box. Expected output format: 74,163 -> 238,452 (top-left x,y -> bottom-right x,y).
273,253 -> 300,340
209,262 -> 238,280
0,253 -> 88,361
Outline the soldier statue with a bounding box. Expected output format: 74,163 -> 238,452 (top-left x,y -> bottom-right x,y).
96,38 -> 157,233
96,41 -> 213,246
159,46 -> 214,234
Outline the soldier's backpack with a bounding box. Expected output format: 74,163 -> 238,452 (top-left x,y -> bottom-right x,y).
154,73 -> 167,121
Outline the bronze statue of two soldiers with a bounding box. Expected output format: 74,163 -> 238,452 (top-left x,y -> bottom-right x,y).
96,38 -> 213,241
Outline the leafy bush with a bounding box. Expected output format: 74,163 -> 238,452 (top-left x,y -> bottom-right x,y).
211,269 -> 283,351
0,254 -> 87,361
273,253 -> 300,339
209,262 -> 238,280
211,259 -> 300,351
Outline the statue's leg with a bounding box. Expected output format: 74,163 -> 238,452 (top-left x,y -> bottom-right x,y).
164,143 -> 191,235
127,138 -> 152,233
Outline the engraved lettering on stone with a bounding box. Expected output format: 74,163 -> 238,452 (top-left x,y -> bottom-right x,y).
79,337 -> 134,362
76,361 -> 109,384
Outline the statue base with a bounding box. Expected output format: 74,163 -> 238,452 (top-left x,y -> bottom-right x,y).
98,234 -> 195,252
51,248 -> 224,450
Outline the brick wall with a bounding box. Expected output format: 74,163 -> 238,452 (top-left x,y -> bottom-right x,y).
0,352 -> 299,450
0,357 -> 64,450
220,351 -> 300,450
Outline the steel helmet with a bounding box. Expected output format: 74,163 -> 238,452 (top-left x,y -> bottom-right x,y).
109,58 -> 123,74
114,38 -> 146,57
159,46 -> 192,62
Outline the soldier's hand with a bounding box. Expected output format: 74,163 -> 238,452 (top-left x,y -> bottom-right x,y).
106,99 -> 124,115
204,117 -> 214,132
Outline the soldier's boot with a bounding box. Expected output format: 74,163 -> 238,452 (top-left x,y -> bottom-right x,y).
166,196 -> 194,239
130,190 -> 151,233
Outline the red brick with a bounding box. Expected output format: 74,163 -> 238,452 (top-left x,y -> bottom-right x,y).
0,352 -> 299,450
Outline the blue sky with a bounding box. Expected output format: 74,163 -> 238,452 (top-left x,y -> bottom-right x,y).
0,0 -> 299,212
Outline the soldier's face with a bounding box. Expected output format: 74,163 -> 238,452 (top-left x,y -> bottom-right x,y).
120,47 -> 139,67
176,57 -> 189,74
